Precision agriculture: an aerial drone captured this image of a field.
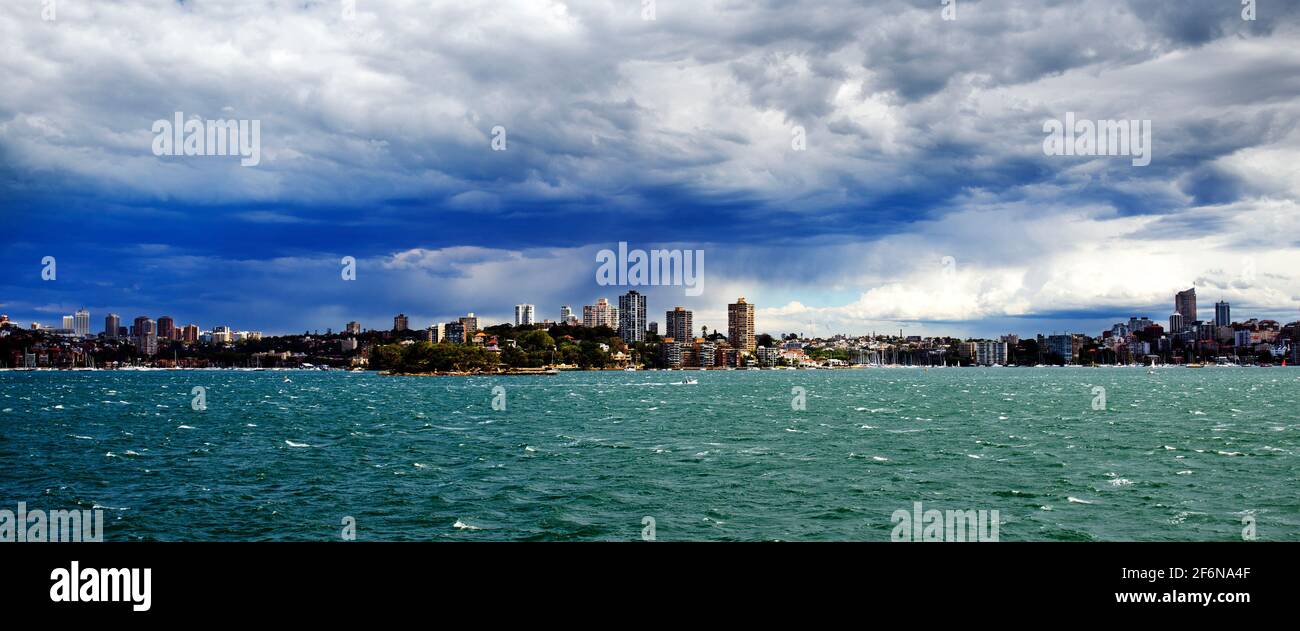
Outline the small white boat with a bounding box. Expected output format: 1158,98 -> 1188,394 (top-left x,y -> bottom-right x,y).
624,366 -> 637,372
676,378 -> 698,385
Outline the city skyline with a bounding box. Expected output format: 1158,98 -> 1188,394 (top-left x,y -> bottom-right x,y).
7,285 -> 1295,370
8,260 -> 1299,340
11,287 -> 1296,343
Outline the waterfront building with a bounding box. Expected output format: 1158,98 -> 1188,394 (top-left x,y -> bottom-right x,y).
1127,340 -> 1150,358
104,313 -> 121,339
974,341 -> 1008,366
445,321 -> 466,344
694,339 -> 716,368
715,345 -> 739,368
1175,288 -> 1197,322
515,304 -> 535,326
73,309 -> 90,337
617,291 -> 647,344
727,297 -> 756,352
425,325 -> 443,344
665,307 -> 693,344
660,338 -> 683,368
459,313 -> 479,335
582,298 -> 618,329
959,341 -> 977,360
157,316 -> 175,340
133,316 -> 157,356
182,324 -> 199,343
1215,301 -> 1231,328
1169,313 -> 1185,335
560,305 -> 579,326
1046,334 -> 1076,361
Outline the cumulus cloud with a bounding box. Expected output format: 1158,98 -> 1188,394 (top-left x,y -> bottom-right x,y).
1,0 -> 1298,334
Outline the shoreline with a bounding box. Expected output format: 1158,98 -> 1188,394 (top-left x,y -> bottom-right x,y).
0,364 -> 1291,374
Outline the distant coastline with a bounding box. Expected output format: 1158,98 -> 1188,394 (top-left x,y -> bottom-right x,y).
1,363 -> 1292,374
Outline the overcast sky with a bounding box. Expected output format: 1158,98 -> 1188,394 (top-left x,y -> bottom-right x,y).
2,0 -> 1299,337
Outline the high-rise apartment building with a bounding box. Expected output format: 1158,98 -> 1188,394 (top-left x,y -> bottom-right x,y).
444,321 -> 466,344
459,313 -> 479,335
1046,334 -> 1076,362
560,305 -> 578,326
974,341 -> 1008,366
617,291 -> 646,343
393,314 -> 409,331
73,309 -> 90,337
665,307 -> 693,343
1175,288 -> 1197,322
346,321 -> 361,335
582,299 -> 618,329
133,316 -> 157,356
727,297 -> 755,352
182,324 -> 199,343
104,313 -> 121,339
515,304 -> 535,326
1169,313 -> 1185,335
1214,301 -> 1231,327
157,316 -> 175,340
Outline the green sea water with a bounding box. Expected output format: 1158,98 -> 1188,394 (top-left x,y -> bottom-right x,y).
1,368 -> 1296,541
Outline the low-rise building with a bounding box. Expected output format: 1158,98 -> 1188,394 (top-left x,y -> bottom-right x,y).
660,338 -> 683,368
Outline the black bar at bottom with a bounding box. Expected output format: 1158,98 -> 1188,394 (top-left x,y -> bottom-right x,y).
1,542 -> 1286,619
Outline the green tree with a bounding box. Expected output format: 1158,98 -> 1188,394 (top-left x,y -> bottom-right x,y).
519,329 -> 555,353
371,344 -> 403,371
501,345 -> 528,367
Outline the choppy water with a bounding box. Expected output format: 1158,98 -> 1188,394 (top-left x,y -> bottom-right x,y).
1,368 -> 1296,541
